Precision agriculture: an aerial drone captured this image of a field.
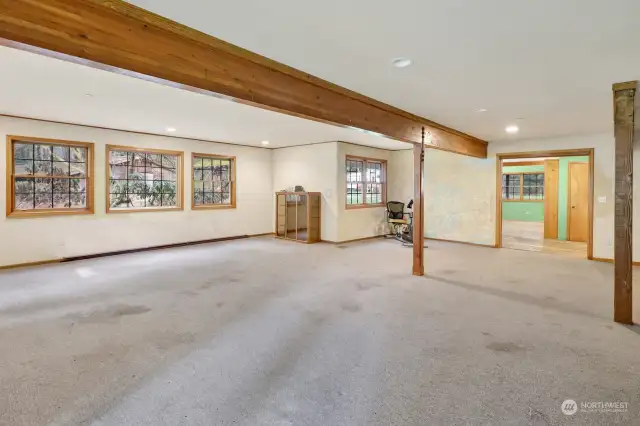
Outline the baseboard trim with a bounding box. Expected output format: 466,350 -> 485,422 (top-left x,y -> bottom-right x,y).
322,235 -> 386,244
0,259 -> 62,271
426,237 -> 496,248
0,233 -> 273,271
591,257 -> 640,266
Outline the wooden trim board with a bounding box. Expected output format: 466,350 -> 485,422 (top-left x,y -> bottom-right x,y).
592,257 -> 640,266
321,235 -> 386,244
0,233 -> 274,270
0,0 -> 487,157
426,237 -> 496,248
543,159 -> 559,239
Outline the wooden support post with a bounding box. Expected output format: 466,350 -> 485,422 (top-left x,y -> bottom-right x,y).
412,141 -> 425,276
612,81 -> 637,324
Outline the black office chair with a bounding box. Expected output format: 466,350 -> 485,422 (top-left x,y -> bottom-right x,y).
385,201 -> 410,240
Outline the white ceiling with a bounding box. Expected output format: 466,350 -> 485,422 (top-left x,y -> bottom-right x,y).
0,46 -> 409,150
128,0 -> 640,142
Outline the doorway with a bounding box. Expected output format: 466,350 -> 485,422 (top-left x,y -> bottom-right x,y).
496,149 -> 594,259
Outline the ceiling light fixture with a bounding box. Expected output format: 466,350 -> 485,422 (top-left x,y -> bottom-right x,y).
392,58 -> 412,68
261,140 -> 270,145
166,127 -> 177,133
505,125 -> 519,134
476,108 -> 488,113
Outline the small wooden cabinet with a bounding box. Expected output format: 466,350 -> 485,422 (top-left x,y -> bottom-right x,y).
275,192 -> 321,243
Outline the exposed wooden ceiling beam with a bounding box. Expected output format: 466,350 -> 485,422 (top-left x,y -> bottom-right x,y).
0,0 -> 487,158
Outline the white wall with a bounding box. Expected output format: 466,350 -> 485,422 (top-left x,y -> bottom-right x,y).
271,143 -> 339,241
272,142 -> 400,242
390,134 -> 616,255
0,116 -> 273,267
389,148 -> 495,246
424,149 -> 495,245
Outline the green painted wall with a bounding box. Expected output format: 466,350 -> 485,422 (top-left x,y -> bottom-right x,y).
557,156 -> 589,240
502,202 -> 545,222
502,164 -> 544,222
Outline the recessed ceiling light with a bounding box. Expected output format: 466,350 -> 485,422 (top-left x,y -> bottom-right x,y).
85,93 -> 94,98
261,140 -> 269,145
476,108 -> 488,113
505,125 -> 519,134
166,127 -> 177,133
392,58 -> 412,68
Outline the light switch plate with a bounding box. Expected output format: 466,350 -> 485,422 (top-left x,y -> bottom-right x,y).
598,196 -> 607,203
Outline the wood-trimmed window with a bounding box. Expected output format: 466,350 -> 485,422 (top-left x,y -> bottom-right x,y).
192,153 -> 236,209
346,155 -> 386,208
6,135 -> 94,218
502,172 -> 544,201
107,145 -> 184,213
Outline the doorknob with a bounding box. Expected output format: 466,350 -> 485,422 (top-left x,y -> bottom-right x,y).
571,205 -> 576,209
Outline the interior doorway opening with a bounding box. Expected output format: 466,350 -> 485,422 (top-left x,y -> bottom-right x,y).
496,149 -> 594,259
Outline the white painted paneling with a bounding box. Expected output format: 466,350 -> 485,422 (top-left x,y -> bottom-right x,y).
0,116 -> 273,267
271,143 -> 339,242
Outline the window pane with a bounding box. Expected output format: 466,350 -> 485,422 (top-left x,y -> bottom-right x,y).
14,178 -> 34,194
70,179 -> 86,193
162,155 -> 178,169
502,174 -> 521,200
53,145 -> 70,161
366,162 -> 382,183
33,161 -> 52,175
14,143 -> 33,160
52,178 -> 70,193
35,178 -> 52,193
366,183 -> 383,204
71,147 -> 87,162
70,162 -> 86,177
70,192 -> 86,208
53,193 -> 70,209
110,150 -> 127,165
110,179 -> 128,194
34,193 -> 53,209
15,193 -> 34,210
34,145 -> 52,161
14,159 -> 33,175
194,190 -> 203,205
110,193 -> 131,208
347,183 -> 364,204
161,193 -> 177,207
52,161 -> 70,176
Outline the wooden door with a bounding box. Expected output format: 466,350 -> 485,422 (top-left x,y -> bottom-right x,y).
568,162 -> 589,242
544,159 -> 559,239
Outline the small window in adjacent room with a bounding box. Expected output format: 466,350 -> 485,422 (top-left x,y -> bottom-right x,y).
502,172 -> 544,201
502,174 -> 521,200
523,173 -> 544,200
346,156 -> 386,207
107,145 -> 183,212
192,153 -> 236,209
7,136 -> 94,217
